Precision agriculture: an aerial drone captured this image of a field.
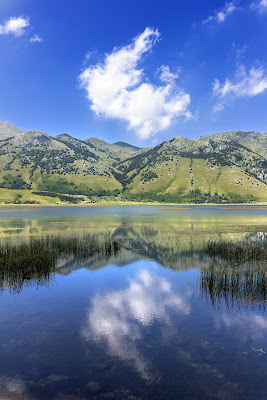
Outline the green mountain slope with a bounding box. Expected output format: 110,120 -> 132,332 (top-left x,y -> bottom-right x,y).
85,137 -> 142,165
116,136 -> 267,202
113,141 -> 141,151
0,124 -> 266,204
0,130 -> 122,196
197,130 -> 267,158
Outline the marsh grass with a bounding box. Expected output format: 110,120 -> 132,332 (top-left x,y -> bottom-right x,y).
0,234 -> 121,293
46,234 -> 120,257
200,238 -> 267,309
200,263 -> 267,310
205,239 -> 267,262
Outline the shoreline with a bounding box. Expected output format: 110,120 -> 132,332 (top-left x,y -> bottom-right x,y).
0,201 -> 267,208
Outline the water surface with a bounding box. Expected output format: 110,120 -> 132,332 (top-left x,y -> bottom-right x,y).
0,206 -> 266,399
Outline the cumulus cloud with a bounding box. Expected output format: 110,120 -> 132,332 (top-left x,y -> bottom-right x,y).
203,1 -> 238,24
79,28 -> 192,139
0,16 -> 29,37
212,65 -> 267,111
251,0 -> 267,12
29,34 -> 43,43
82,268 -> 190,381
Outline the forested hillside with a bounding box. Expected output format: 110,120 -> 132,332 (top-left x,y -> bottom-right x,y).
0,122 -> 266,204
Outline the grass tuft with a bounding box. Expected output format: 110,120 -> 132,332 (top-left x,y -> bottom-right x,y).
0,234 -> 120,294
205,239 -> 267,262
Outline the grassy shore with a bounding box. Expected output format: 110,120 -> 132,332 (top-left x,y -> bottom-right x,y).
0,200 -> 267,208
0,188 -> 267,207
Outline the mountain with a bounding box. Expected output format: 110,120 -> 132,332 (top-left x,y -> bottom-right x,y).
0,130 -> 122,199
0,121 -> 24,140
113,141 -> 141,151
115,135 -> 267,203
0,124 -> 266,204
197,130 -> 267,158
85,137 -> 142,166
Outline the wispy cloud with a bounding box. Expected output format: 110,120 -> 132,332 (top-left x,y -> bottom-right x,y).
83,50 -> 98,66
213,65 -> 267,112
232,42 -> 247,60
79,28 -> 192,139
235,45 -> 247,59
29,34 -> 43,43
157,65 -> 179,83
0,16 -> 29,37
203,1 -> 238,24
251,0 -> 267,12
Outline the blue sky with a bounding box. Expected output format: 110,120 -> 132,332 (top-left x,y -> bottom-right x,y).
0,0 -> 266,146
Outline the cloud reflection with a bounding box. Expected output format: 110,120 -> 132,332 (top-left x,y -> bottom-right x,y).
214,312 -> 267,343
0,376 -> 27,397
81,268 -> 190,381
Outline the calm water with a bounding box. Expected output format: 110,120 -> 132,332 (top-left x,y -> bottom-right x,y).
0,206 -> 267,400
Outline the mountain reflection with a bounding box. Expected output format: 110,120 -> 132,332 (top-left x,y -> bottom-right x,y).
1,228 -> 266,315
81,267 -> 190,381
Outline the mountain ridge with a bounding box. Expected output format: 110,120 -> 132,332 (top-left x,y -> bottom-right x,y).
0,121 -> 266,204
0,121 -> 24,140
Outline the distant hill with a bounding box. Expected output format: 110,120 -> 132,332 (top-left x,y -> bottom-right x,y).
114,135 -> 267,203
0,121 -> 24,140
197,130 -> 267,158
0,124 -> 266,204
113,141 -> 141,151
84,137 -> 142,166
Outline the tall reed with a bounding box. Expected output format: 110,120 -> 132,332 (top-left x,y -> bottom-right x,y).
200,262 -> 267,311
205,239 -> 267,262
0,234 -> 121,294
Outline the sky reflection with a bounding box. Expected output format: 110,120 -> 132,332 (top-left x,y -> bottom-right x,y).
82,265 -> 191,381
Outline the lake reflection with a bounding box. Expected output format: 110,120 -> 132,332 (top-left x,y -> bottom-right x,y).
82,265 -> 190,382
0,206 -> 266,399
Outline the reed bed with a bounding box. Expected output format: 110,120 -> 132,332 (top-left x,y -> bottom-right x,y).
205,239 -> 267,262
200,263 -> 267,310
0,234 -> 121,294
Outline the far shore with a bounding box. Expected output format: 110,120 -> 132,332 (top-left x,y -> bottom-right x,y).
0,201 -> 267,209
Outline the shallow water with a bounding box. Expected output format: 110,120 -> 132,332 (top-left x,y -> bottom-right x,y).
0,206 -> 267,399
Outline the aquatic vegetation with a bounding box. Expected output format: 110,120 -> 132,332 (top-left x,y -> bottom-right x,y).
0,234 -> 121,294
0,239 -> 55,294
205,239 -> 267,262
43,233 -> 121,258
200,262 -> 267,310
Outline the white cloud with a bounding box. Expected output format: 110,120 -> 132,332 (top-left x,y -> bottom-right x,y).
83,50 -> 97,65
203,1 -> 238,24
158,65 -> 179,83
79,28 -> 192,139
232,42 -> 247,59
213,65 -> 267,111
82,268 -> 190,381
30,34 -> 43,43
215,312 -> 267,343
251,0 -> 267,12
0,16 -> 29,37
212,103 -> 225,113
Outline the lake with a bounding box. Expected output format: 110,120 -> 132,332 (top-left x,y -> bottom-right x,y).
0,205 -> 267,400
